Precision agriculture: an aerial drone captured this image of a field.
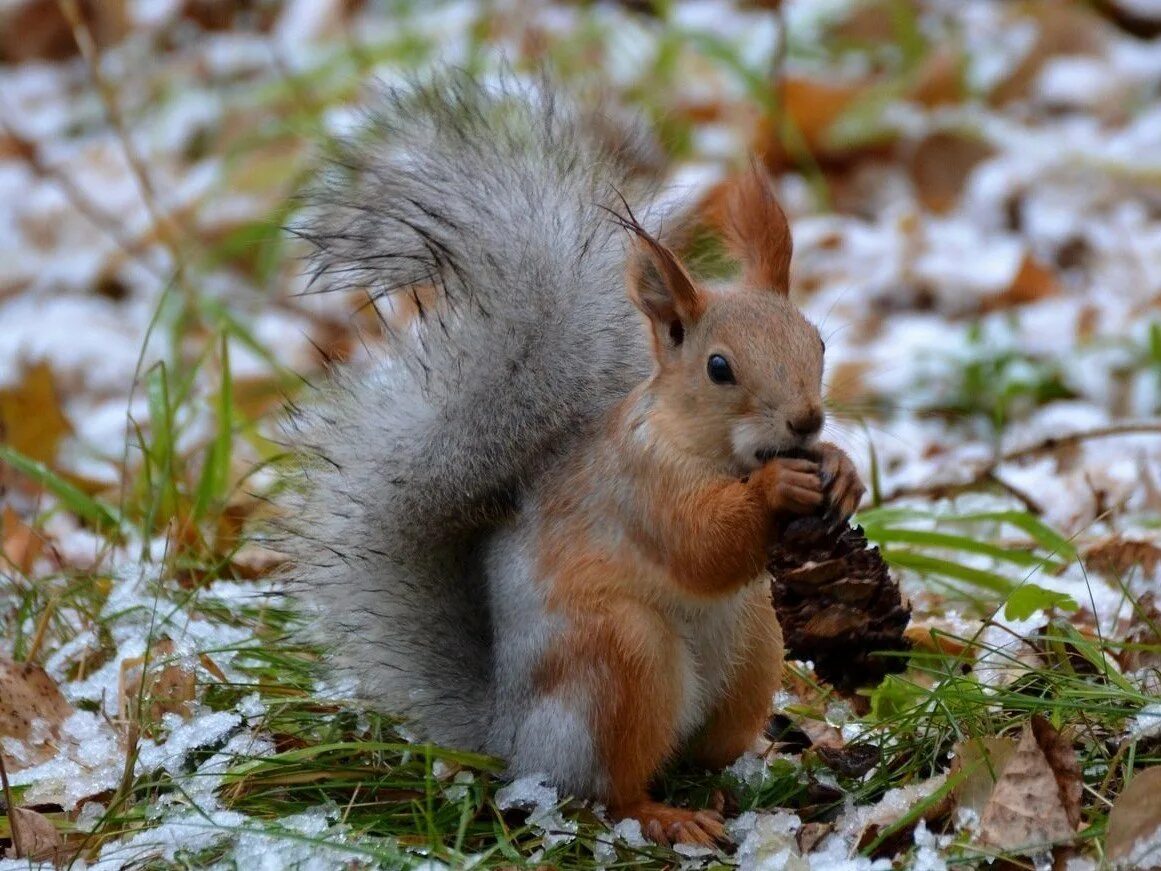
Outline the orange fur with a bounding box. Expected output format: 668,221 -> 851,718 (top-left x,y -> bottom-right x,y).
721,164 -> 793,294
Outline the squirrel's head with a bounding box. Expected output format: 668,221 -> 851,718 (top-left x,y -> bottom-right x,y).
624,166 -> 824,475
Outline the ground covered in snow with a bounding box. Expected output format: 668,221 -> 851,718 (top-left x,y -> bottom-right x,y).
1,0 -> 1160,868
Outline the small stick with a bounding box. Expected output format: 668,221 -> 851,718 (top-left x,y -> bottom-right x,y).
882,421 -> 1161,505
23,601 -> 55,666
0,750 -> 22,857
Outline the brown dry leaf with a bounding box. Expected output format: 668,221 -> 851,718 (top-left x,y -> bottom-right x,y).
0,0 -> 127,63
796,821 -> 833,854
119,639 -> 196,726
755,77 -> 872,167
1107,766 -> 1161,867
978,717 -> 1081,851
229,542 -> 287,580
904,618 -> 976,658
4,806 -> 64,862
908,48 -> 965,108
1,507 -> 45,574
1085,537 -> 1161,579
951,736 -> 1018,822
981,254 -> 1061,312
0,659 -> 73,772
1029,716 -> 1082,830
796,717 -> 844,751
0,361 -> 73,466
908,131 -> 995,214
1117,593 -> 1161,687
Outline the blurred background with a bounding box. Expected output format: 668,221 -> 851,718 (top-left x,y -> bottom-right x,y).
2,0 -> 1160,545
1,2 -> 1160,866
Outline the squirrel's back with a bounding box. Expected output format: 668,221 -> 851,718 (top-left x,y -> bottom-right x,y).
279,73 -> 657,748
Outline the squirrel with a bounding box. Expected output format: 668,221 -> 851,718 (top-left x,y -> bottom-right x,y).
280,72 -> 865,847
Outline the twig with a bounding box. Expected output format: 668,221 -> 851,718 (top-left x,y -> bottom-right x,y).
0,750 -> 20,857
54,0 -> 192,289
1003,422 -> 1161,463
881,421 -> 1161,506
984,470 -> 1042,515
23,601 -> 55,666
0,121 -> 168,286
769,1 -> 788,130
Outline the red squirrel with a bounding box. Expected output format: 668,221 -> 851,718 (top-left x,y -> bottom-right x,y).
282,73 -> 865,847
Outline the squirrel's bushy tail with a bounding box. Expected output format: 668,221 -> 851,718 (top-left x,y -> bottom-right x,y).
279,73 -> 654,748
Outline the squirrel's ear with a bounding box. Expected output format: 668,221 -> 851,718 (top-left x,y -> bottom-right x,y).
722,162 -> 792,295
625,228 -> 705,352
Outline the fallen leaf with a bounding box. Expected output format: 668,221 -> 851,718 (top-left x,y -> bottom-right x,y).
1029,716 -> 1082,830
119,639 -> 196,727
796,821 -> 833,854
0,362 -> 73,466
1085,537 -> 1161,579
951,736 -> 1018,823
978,716 -> 1081,852
1117,593 -> 1161,689
229,542 -> 287,579
4,806 -> 63,862
981,254 -> 1061,312
908,131 -> 995,214
1107,766 -> 1161,867
0,658 -> 73,771
756,76 -> 873,168
908,47 -> 965,108
1,507 -> 45,574
815,741 -> 880,778
0,0 -> 127,63
904,619 -> 974,658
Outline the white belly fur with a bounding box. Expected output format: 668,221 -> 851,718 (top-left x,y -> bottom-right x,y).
668,574 -> 770,744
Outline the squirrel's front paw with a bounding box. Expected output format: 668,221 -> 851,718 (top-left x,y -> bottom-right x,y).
755,457 -> 823,515
817,442 -> 866,522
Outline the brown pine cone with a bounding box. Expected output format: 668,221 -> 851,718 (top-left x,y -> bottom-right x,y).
768,514 -> 911,695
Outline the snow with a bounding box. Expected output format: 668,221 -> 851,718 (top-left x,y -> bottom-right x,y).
1115,823 -> 1161,871
1,0 -> 1159,866
8,711 -> 124,811
494,775 -> 578,848
1128,703 -> 1161,741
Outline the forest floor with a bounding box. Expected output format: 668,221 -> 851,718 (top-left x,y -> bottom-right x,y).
1,1 -> 1160,868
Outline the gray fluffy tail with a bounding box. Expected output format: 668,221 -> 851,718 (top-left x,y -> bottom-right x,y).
279,72 -> 654,748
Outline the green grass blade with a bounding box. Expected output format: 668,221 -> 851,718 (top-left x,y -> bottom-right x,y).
0,445 -> 123,533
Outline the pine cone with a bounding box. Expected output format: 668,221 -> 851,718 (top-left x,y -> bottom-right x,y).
768,514 -> 911,694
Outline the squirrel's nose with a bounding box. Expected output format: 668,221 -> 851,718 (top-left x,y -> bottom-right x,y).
787,406 -> 823,438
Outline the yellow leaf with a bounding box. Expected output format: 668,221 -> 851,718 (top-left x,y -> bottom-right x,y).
0,362 -> 72,466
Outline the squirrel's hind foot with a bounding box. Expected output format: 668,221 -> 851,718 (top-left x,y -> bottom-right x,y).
618,801 -> 728,848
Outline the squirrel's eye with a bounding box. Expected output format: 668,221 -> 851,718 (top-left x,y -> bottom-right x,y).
707,354 -> 736,385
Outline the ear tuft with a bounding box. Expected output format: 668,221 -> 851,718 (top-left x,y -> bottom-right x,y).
722,162 -> 793,295
619,211 -> 704,350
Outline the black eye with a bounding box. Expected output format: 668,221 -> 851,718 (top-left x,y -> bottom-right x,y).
707,354 -> 735,385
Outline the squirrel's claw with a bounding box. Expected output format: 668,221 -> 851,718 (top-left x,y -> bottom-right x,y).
817,442 -> 866,522
624,802 -> 730,849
